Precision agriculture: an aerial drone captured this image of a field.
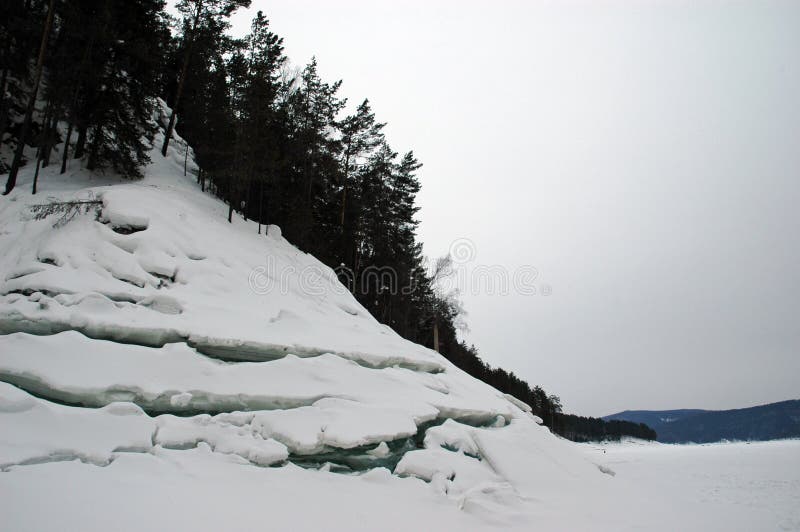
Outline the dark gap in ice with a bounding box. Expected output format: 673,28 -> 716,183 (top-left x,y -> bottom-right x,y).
0,373 -> 326,417
5,288 -> 62,299
110,224 -> 147,235
440,442 -> 481,461
0,321 -> 184,347
192,340 -> 443,373
290,438 -> 416,473
149,271 -> 176,286
3,289 -> 142,306
109,274 -> 145,288
289,418 -> 448,474
98,218 -> 148,235
98,292 -> 143,305
189,341 -> 296,363
1,452 -> 114,472
337,303 -> 359,316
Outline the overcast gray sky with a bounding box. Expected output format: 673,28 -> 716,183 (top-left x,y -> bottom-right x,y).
230,0 -> 800,417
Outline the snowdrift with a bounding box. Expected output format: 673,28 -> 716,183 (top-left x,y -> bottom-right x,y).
0,120 -> 646,530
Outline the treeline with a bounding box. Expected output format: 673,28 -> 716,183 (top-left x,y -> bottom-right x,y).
0,0 -> 654,442
1,0 -> 169,191
554,415 -> 657,443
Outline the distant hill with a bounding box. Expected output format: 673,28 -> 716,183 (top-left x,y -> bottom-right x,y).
604,400 -> 800,443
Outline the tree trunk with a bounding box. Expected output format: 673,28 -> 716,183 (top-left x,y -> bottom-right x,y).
0,67 -> 9,144
339,151 -> 350,227
41,99 -> 54,167
243,175 -> 250,221
433,320 -> 440,353
86,126 -> 99,170
31,147 -> 42,194
73,123 -> 87,159
161,1 -> 203,157
258,178 -> 264,234
4,0 -> 56,195
60,119 -> 73,174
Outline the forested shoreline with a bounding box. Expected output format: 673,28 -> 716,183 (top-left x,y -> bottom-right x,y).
0,0 -> 654,442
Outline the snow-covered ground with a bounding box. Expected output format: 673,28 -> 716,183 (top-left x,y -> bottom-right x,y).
582,438 -> 800,531
1,111 -> 798,531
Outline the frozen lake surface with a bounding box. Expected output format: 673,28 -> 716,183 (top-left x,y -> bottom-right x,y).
580,438 -> 800,531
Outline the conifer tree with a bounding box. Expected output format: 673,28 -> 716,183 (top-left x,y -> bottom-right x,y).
337,99 -> 385,273
81,0 -> 169,177
283,58 -> 344,247
240,11 -> 285,226
161,0 -> 250,157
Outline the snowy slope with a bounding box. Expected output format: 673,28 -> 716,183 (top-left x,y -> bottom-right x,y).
0,116 -> 607,530
2,113 -> 786,531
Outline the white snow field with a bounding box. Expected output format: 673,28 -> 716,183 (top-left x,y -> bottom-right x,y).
583,439 -> 800,532
1,114 -> 798,530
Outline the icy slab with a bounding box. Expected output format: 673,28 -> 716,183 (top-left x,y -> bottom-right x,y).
394,445 -> 524,520
155,414 -> 287,466
0,382 -> 155,469
0,332 -> 519,427
253,398 -> 424,453
471,418 -> 610,500
502,393 -> 532,413
0,382 -> 289,468
423,418 -> 481,457
395,447 -> 504,496
366,442 -> 391,458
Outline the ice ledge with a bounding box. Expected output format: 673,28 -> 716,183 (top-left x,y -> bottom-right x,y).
0,312 -> 444,373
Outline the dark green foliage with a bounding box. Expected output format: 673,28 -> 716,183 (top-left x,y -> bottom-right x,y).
0,0 -> 48,171
280,57 -> 344,247
82,0 -> 169,177
160,0 -> 251,156
2,0 -> 171,180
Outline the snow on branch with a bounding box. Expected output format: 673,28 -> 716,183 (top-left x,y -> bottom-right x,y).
29,192 -> 102,228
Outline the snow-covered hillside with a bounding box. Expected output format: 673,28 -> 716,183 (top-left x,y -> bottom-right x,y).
2,122 -> 795,531
0,121 -> 606,530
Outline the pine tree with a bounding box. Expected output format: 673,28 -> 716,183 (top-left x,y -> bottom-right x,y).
79,0 -> 168,177
355,141 -> 397,310
386,151 -> 423,332
283,58 -> 344,247
160,0 -> 250,157
337,99 -> 385,274
240,11 -> 285,226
